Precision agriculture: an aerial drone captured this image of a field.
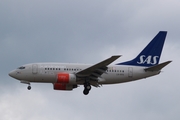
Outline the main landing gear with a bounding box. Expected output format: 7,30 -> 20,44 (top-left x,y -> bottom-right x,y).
83,82 -> 91,95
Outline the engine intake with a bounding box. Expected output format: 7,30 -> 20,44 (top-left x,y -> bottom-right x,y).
57,73 -> 76,84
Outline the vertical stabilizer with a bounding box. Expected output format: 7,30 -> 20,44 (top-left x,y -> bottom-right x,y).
117,31 -> 167,67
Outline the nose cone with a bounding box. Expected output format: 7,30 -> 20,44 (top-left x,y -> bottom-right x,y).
9,70 -> 17,79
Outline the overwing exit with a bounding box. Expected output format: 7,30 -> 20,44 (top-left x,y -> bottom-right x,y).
9,31 -> 172,95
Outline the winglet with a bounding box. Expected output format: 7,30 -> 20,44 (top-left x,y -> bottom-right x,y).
144,61 -> 172,71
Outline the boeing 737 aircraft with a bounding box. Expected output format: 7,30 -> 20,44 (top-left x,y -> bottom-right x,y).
9,31 -> 171,95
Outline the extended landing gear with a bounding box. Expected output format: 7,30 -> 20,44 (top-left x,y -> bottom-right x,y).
20,81 -> 31,90
83,82 -> 91,95
27,85 -> 31,90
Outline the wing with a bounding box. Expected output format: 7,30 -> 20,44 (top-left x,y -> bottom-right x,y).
76,55 -> 121,86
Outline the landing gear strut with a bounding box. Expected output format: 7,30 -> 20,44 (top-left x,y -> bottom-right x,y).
83,82 -> 91,95
20,81 -> 31,90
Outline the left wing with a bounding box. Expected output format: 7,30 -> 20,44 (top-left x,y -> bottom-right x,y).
76,55 -> 121,86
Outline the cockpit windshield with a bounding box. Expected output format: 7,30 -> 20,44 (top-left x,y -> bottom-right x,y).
18,66 -> 25,69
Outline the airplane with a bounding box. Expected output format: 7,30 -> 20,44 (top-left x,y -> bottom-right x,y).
9,31 -> 172,95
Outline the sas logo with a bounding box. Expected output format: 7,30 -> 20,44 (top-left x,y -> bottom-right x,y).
137,55 -> 159,65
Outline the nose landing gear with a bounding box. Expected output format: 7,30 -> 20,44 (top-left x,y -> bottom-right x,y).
20,81 -> 31,90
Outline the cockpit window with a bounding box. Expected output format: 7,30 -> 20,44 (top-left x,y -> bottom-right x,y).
18,66 -> 25,69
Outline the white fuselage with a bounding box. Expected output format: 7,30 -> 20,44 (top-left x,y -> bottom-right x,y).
9,63 -> 160,85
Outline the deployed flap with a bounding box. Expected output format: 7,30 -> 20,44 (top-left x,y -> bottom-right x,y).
76,55 -> 121,77
145,61 -> 172,71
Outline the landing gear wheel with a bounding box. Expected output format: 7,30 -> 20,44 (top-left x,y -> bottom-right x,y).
84,82 -> 91,90
27,86 -> 31,90
83,89 -> 89,95
83,82 -> 91,95
86,85 -> 91,90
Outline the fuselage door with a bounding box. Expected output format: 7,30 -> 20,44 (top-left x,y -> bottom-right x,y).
128,67 -> 133,77
32,64 -> 38,74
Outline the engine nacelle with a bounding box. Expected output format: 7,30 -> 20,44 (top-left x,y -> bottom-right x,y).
57,73 -> 76,84
53,83 -> 77,90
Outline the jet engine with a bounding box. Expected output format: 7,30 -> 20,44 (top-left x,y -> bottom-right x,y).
53,83 -> 77,90
57,73 -> 76,84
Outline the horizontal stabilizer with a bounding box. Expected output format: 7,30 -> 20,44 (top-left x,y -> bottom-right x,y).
145,61 -> 172,71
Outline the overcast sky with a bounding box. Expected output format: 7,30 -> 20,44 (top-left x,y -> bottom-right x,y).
1,0 -> 180,120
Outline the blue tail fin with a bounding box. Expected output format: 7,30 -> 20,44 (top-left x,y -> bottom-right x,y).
116,31 -> 167,67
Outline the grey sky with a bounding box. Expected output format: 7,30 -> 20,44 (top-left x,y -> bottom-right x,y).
0,0 -> 180,120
